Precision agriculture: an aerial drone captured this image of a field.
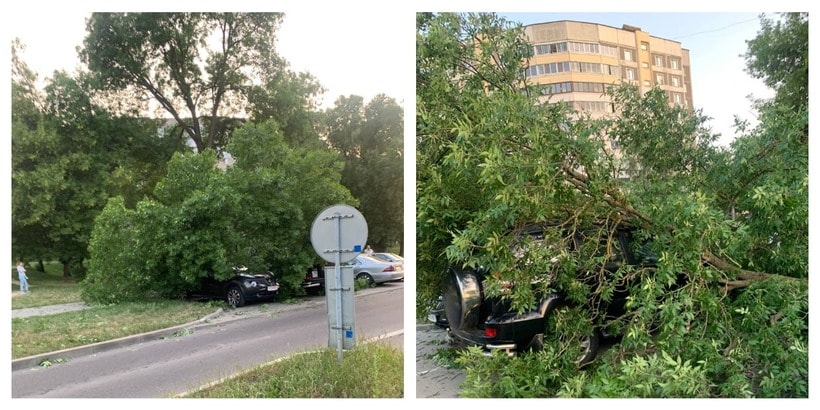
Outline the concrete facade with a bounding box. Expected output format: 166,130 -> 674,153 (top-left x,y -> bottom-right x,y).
522,20 -> 693,115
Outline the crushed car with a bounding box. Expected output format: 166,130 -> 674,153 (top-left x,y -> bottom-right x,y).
436,224 -> 662,366
189,266 -> 280,307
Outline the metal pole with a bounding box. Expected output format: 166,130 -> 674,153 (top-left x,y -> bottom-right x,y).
334,212 -> 343,363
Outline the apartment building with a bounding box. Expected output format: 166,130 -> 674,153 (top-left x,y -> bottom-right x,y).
522,20 -> 693,116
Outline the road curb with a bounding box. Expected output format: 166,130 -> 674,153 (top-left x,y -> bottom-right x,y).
11,308 -> 226,372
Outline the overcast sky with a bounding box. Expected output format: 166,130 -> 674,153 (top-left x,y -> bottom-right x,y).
5,6 -> 412,111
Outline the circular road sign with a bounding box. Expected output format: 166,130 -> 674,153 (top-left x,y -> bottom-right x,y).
310,204 -> 368,264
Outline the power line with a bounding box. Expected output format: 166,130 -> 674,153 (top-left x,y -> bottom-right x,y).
672,16 -> 759,40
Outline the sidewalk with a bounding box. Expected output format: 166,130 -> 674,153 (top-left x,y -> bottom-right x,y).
415,323 -> 464,398
11,302 -> 89,318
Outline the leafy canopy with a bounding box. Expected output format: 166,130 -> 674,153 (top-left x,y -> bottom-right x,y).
83,120 -> 355,303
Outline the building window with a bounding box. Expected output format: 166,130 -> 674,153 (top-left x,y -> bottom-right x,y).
622,48 -> 634,61
570,62 -> 604,74
625,68 -> 635,80
653,54 -> 665,67
534,42 -> 568,55
640,42 -> 649,51
601,44 -> 619,57
673,93 -> 683,105
671,76 -> 681,87
569,41 -> 600,54
575,101 -> 613,113
670,58 -> 680,70
643,80 -> 651,87
607,65 -> 621,77
655,73 -> 665,85
642,62 -> 650,69
540,82 -> 609,95
526,61 -> 574,77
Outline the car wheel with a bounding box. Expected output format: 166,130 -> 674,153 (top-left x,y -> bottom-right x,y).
576,330 -> 600,367
545,305 -> 600,367
356,273 -> 375,288
226,286 -> 246,308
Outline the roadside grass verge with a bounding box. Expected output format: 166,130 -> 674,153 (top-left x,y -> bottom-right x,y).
185,341 -> 403,398
12,300 -> 220,359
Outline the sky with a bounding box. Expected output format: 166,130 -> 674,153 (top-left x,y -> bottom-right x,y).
5,5 -> 412,111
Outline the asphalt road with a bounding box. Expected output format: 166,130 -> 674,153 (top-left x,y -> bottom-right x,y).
12,282 -> 404,398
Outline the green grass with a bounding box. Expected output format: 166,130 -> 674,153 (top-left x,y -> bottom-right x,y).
427,345 -> 464,369
11,300 -> 219,359
184,341 -> 404,398
12,261 -> 83,309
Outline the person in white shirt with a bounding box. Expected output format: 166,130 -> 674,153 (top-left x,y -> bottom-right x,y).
16,260 -> 29,294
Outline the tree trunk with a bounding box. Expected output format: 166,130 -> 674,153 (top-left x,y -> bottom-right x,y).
62,259 -> 72,278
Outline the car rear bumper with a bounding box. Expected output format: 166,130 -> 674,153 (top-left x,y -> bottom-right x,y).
449,310 -> 548,354
374,271 -> 405,283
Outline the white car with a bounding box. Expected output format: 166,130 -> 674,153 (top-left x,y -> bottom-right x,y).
350,255 -> 404,287
373,252 -> 404,265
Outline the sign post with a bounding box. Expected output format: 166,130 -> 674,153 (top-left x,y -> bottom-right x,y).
310,204 -> 368,363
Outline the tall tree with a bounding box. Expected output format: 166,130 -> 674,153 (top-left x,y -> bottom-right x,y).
11,60 -> 181,277
247,69 -> 326,149
81,12 -> 305,154
744,13 -> 808,114
416,12 -> 807,397
324,94 -> 404,253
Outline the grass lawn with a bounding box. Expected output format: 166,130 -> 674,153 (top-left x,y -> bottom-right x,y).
184,341 -> 404,398
12,300 -> 220,359
11,260 -> 226,360
12,261 -> 83,309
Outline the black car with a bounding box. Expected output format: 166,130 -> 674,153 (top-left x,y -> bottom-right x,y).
302,264 -> 325,295
428,296 -> 449,328
190,266 -> 280,307
439,224 -> 658,366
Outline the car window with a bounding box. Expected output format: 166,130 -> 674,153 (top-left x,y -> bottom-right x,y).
632,239 -> 659,265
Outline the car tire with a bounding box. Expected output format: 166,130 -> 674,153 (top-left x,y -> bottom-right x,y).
576,330 -> 600,368
356,273 -> 375,288
545,305 -> 600,367
226,285 -> 246,308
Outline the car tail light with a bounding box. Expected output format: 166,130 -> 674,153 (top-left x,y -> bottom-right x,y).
484,327 -> 497,338
383,265 -> 396,272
